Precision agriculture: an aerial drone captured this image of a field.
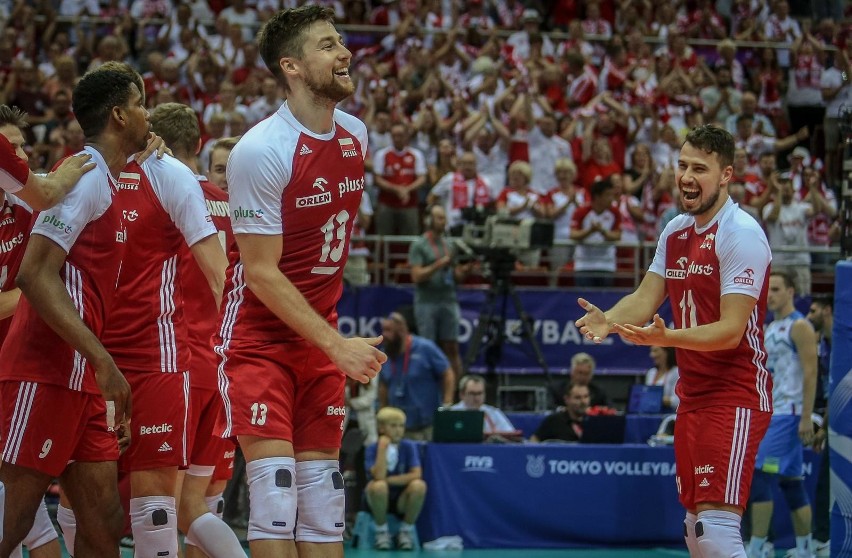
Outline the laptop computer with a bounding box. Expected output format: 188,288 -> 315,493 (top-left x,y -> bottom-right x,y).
627,384 -> 665,414
432,410 -> 485,443
581,414 -> 626,444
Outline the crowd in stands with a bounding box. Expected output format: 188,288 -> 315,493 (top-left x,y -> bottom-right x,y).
0,0 -> 846,294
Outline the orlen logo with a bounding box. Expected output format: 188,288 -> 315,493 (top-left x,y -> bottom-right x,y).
338,176 -> 365,197
734,268 -> 755,286
326,406 -> 346,416
42,214 -> 73,234
233,207 -> 264,219
694,464 -> 714,475
139,423 -> 173,436
297,179 -> 332,208
665,257 -> 689,279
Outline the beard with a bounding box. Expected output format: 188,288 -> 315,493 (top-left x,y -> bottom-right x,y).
685,187 -> 720,217
384,336 -> 403,358
304,68 -> 354,104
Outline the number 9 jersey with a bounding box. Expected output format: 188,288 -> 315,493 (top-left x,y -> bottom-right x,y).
219,102 -> 368,343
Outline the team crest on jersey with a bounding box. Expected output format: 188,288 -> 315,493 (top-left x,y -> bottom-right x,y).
700,233 -> 715,250
338,137 -> 358,158
734,268 -> 755,286
117,172 -> 140,191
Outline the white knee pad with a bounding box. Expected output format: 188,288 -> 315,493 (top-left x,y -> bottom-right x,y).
56,504 -> 77,557
23,498 -> 59,549
246,457 -> 297,542
696,510 -> 746,558
294,460 -> 345,543
206,493 -> 225,519
129,496 -> 178,558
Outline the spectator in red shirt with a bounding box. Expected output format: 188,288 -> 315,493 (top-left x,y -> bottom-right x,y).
373,121 -> 428,235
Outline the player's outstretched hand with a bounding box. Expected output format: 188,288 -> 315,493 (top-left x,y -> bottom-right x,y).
50,152 -> 95,196
332,336 -> 387,384
612,314 -> 669,346
575,298 -> 610,343
134,132 -> 172,163
94,357 -> 132,432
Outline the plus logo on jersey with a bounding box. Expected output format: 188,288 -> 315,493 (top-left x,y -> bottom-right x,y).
41,214 -> 72,234
296,177 -> 332,208
122,209 -> 139,222
338,176 -> 364,197
338,137 -> 358,158
233,207 -> 265,219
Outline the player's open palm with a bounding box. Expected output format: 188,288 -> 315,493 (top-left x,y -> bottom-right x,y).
575,298 -> 609,343
94,358 -> 132,432
333,336 -> 387,384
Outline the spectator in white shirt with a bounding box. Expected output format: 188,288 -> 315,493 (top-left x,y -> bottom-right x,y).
450,375 -> 516,436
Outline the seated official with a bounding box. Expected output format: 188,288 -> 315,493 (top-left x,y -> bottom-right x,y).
364,407 -> 427,551
531,383 -> 590,443
551,352 -> 610,408
450,374 -> 517,436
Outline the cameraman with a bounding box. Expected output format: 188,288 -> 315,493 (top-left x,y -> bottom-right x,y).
409,204 -> 475,381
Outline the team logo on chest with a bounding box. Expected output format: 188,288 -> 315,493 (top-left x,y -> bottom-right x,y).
338,137 -> 358,158
700,233 -> 715,250
117,172 -> 140,191
296,177 -> 332,208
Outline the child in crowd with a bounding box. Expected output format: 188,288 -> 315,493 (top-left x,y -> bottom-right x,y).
364,407 -> 427,551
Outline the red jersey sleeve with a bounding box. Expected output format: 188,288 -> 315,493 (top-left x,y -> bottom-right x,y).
0,134 -> 29,193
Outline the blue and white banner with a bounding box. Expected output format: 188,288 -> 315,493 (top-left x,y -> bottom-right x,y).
338,285 -> 669,375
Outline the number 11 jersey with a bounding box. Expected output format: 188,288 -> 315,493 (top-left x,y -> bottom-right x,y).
648,198 -> 772,413
220,102 -> 368,343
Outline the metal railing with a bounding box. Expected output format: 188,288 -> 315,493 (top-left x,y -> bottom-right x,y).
353,235 -> 841,291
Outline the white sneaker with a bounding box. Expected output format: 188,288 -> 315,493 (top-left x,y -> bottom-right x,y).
397,529 -> 415,550
783,548 -> 815,558
814,540 -> 830,558
374,529 -> 392,550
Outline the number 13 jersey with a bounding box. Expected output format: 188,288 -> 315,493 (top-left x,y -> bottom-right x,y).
220,102 -> 368,343
648,198 -> 772,413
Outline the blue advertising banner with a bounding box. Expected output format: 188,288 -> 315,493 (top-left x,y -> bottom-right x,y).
338,285 -> 671,375
416,443 -> 820,549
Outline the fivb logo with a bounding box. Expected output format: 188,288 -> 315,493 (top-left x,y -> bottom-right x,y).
296,177 -> 332,208
462,455 -> 496,473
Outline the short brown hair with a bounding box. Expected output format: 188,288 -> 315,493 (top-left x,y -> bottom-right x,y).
150,103 -> 200,156
258,5 -> 336,93
0,105 -> 28,129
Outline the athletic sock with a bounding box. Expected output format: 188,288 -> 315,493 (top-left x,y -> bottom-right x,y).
796,534 -> 813,556
748,535 -> 767,558
56,504 -> 77,556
